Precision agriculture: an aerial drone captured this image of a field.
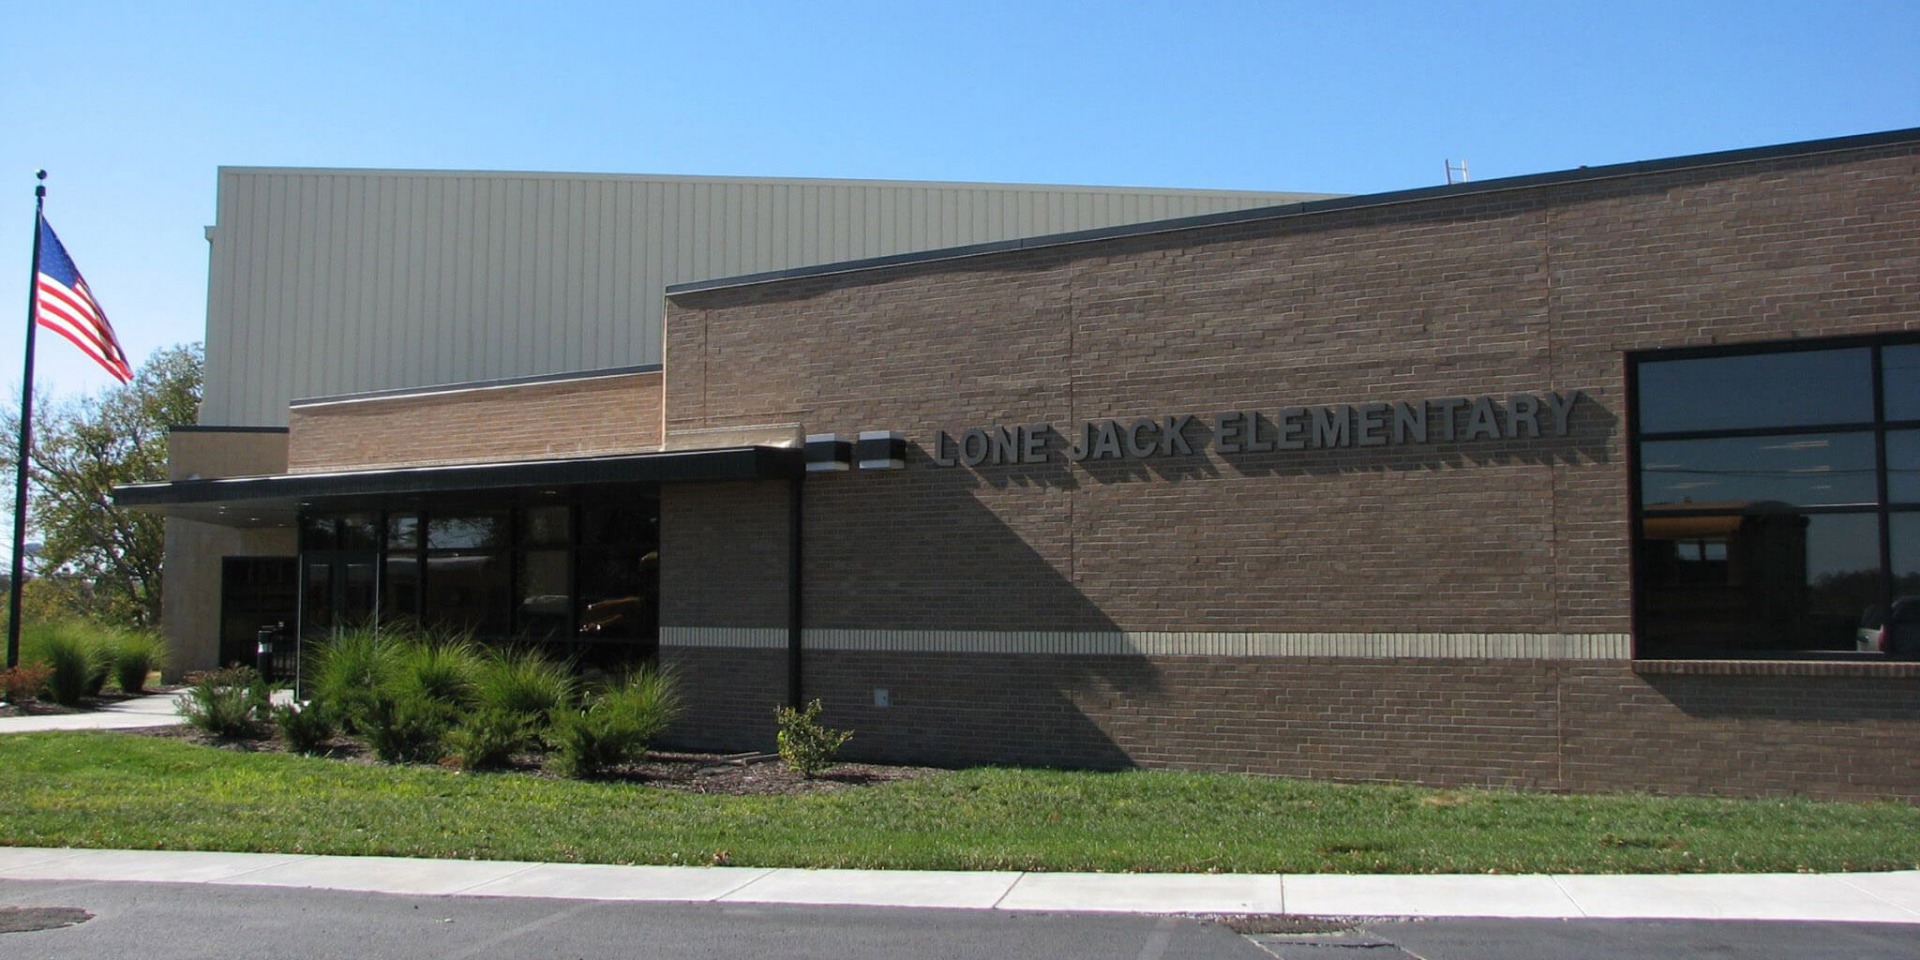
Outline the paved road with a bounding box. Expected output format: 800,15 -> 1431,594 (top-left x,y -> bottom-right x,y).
5,880 -> 1919,959
0,879 -> 1265,960
1253,918 -> 1920,959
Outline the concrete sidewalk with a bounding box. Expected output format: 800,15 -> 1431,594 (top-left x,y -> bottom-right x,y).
0,692 -> 189,732
2,847 -> 1917,923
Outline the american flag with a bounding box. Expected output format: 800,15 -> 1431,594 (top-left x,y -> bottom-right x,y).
34,218 -> 132,383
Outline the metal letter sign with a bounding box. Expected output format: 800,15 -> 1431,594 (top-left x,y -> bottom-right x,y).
926,391 -> 1587,468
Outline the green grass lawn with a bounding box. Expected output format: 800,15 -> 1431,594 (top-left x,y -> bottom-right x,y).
2,731 -> 1916,874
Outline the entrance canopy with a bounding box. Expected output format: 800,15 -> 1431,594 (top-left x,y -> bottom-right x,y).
113,445 -> 805,527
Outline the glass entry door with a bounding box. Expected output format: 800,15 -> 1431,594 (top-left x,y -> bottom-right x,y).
300,551 -> 380,637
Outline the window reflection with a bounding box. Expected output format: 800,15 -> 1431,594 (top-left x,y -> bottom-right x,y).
1639,433 -> 1877,508
1886,345 -> 1920,422
1632,338 -> 1920,659
300,497 -> 659,669
1637,348 -> 1872,434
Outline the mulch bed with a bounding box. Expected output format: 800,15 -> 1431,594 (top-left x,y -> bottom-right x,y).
129,724 -> 936,797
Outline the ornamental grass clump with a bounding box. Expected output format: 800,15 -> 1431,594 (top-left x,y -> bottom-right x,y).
308,625 -> 412,732
177,666 -> 269,738
105,627 -> 167,693
361,685 -> 456,764
774,699 -> 853,778
270,700 -> 336,755
548,669 -> 681,779
447,707 -> 539,772
474,647 -> 577,728
26,621 -> 109,706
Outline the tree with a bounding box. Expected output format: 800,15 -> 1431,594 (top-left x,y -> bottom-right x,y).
2,344 -> 203,627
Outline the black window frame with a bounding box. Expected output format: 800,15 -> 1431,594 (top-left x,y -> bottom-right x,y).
1628,331 -> 1920,659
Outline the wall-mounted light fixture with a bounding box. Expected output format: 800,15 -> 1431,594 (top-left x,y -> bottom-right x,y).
804,433 -> 852,472
856,430 -> 907,470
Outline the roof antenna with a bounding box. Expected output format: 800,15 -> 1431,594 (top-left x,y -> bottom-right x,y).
1445,159 -> 1469,185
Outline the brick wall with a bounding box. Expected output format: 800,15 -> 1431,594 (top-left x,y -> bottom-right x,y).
287,370 -> 663,473
663,651 -> 1920,800
654,139 -> 1920,798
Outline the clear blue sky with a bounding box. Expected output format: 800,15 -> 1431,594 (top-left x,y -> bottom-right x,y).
3,0 -> 1917,398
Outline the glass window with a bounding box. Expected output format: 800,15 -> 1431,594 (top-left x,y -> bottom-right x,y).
517,550 -> 570,640
1886,345 -> 1920,422
386,514 -> 421,550
339,514 -> 381,551
382,554 -> 421,626
1637,348 -> 1873,434
1639,433 -> 1878,509
299,516 -> 337,551
427,512 -> 508,550
422,550 -> 511,636
579,503 -> 655,549
1888,431 -> 1920,504
520,506 -> 572,547
577,547 -> 655,642
1633,338 -> 1920,659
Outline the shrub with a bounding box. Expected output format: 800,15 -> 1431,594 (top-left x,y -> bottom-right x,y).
447,707 -> 537,772
547,669 -> 681,779
474,648 -> 577,728
271,700 -> 336,755
395,637 -> 484,708
0,662 -> 52,702
308,626 -> 412,732
107,629 -> 167,693
775,699 -> 853,778
361,686 -> 455,764
177,666 -> 269,738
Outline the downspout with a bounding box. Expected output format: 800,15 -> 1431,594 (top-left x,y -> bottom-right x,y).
787,473 -> 804,709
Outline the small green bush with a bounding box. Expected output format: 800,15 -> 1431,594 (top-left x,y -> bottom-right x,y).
361,687 -> 455,764
447,707 -> 537,772
775,699 -> 853,778
548,669 -> 681,779
475,648 -> 577,727
271,700 -> 336,755
177,666 -> 269,738
107,629 -> 167,693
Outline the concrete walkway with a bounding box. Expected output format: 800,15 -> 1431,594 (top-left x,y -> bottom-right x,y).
1,847 -> 1917,923
0,691 -> 189,732
3,695 -> 1917,924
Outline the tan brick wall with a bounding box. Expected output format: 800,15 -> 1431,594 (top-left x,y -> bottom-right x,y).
287,370 -> 663,473
657,139 -> 1920,798
161,429 -> 295,674
663,649 -> 1920,800
664,142 -> 1920,642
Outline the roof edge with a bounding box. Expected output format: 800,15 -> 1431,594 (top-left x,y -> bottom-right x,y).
666,127 -> 1920,297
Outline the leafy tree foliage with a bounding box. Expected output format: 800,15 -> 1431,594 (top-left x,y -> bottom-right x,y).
2,344 -> 202,626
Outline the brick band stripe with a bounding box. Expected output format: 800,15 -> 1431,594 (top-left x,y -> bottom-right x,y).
660,627 -> 1631,659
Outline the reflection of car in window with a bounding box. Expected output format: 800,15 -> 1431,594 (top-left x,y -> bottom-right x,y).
580,596 -> 648,635
1859,598 -> 1920,656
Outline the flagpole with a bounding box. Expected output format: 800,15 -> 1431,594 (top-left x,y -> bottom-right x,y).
7,171 -> 46,669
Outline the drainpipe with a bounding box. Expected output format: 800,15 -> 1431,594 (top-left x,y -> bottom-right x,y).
787,474 -> 804,709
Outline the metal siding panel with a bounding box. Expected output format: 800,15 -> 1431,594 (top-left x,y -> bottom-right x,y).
198,168 -> 1326,425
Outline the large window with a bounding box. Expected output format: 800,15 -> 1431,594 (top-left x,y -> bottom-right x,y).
1633,336 -> 1920,658
299,494 -> 660,667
